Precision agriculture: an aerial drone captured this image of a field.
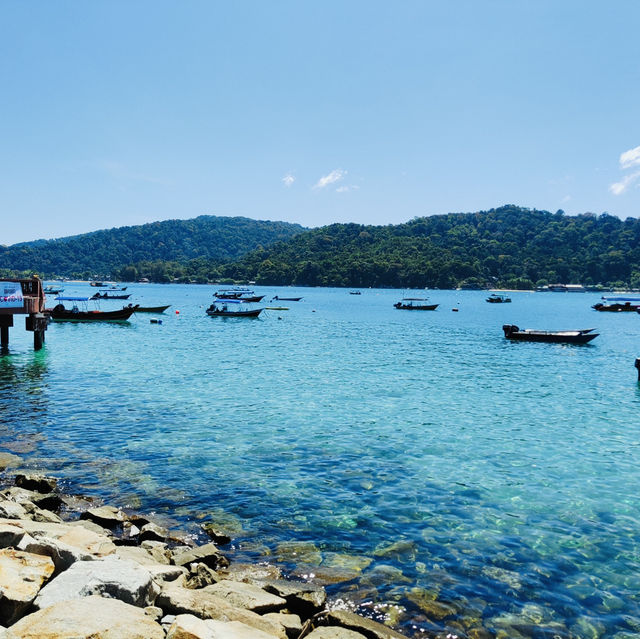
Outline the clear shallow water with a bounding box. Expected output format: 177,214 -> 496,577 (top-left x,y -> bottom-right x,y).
2,284 -> 640,637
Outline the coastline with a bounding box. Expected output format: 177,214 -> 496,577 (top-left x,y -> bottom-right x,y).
0,456 -> 408,639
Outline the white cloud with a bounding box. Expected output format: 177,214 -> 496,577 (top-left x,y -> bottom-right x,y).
620,146 -> 640,169
610,171 -> 640,196
336,185 -> 360,193
313,169 -> 346,189
561,195 -> 571,203
282,173 -> 295,187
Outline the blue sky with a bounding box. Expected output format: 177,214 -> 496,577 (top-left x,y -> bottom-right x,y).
1,1 -> 639,244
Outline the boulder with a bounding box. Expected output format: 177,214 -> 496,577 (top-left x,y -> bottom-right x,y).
0,522 -> 25,549
80,505 -> 127,529
185,562 -> 219,589
15,473 -> 57,494
141,540 -> 172,564
219,563 -> 283,583
305,628 -> 368,639
0,501 -> 29,521
29,506 -> 63,524
263,612 -> 303,639
201,523 -> 232,545
139,521 -> 168,542
172,542 -> 229,571
260,579 -> 327,617
11,518 -> 116,572
166,614 -> 282,639
4,595 -> 164,638
157,583 -> 286,638
0,549 -> 55,626
2,486 -> 62,512
33,556 -> 159,609
203,580 -> 286,613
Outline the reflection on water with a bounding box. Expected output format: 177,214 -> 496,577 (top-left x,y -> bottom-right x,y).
2,285 -> 640,637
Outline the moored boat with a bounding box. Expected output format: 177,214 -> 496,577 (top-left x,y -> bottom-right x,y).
48,297 -> 137,322
502,324 -> 598,344
592,302 -> 640,312
128,304 -> 171,313
394,298 -> 438,310
487,294 -> 511,303
271,296 -> 302,302
91,292 -> 131,300
206,299 -> 263,318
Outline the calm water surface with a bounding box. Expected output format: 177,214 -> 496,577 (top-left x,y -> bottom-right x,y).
2,284 -> 640,638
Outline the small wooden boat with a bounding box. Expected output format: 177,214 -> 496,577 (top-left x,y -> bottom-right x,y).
206,299 -> 263,318
349,291 -> 362,295
502,324 -> 598,344
487,294 -> 511,303
394,298 -> 438,310
128,304 -> 171,313
43,285 -> 64,295
213,287 -> 264,302
89,281 -> 105,287
592,302 -> 640,312
91,292 -> 131,300
49,298 -> 138,322
271,296 -> 302,302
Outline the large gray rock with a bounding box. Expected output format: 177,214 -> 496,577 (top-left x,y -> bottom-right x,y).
11,518 -> 116,572
172,542 -> 229,570
0,549 -> 55,626
204,580 -> 286,613
166,614 -> 282,639
305,628 -> 368,639
260,579 -> 327,617
157,583 -> 286,638
0,501 -> 29,521
33,556 -> 159,609
263,612 -> 303,639
4,595 -> 164,638
1,486 -> 62,512
0,522 -> 25,549
15,473 -> 57,494
80,505 -> 127,528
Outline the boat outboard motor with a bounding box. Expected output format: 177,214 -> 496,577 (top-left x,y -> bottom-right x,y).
502,324 -> 519,336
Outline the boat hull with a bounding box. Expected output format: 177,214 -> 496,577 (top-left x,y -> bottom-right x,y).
49,305 -> 137,322
592,303 -> 639,312
132,305 -> 171,313
394,303 -> 439,310
206,309 -> 263,318
502,325 -> 598,344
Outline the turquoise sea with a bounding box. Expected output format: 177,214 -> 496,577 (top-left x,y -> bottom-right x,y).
2,284 -> 640,638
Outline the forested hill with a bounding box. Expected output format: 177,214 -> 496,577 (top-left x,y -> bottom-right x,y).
0,216 -> 305,278
218,206 -> 640,289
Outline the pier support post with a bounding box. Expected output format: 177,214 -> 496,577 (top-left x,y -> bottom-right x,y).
635,357 -> 640,381
0,316 -> 13,347
25,314 -> 47,351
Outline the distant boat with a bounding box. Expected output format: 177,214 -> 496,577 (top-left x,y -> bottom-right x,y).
89,281 -> 105,287
48,297 -> 137,322
91,292 -> 131,300
214,287 -> 265,302
349,291 -> 362,295
394,298 -> 438,311
486,294 -> 511,303
592,302 -> 640,312
502,324 -> 598,344
271,296 -> 302,302
206,299 -> 263,318
44,285 -> 64,294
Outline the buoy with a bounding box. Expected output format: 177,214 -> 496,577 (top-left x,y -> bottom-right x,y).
452,308 -> 459,312
150,318 -> 162,324
175,310 -> 180,314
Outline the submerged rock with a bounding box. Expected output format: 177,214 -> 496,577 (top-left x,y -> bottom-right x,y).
276,541 -> 323,566
0,452 -> 22,470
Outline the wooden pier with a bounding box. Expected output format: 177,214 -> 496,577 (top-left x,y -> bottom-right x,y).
0,278 -> 48,350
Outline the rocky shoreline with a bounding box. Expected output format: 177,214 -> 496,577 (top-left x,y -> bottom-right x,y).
0,455 -> 409,639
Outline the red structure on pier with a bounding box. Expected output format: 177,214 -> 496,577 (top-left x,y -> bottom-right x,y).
0,278 -> 48,350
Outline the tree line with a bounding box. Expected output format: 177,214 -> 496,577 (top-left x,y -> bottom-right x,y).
2,206 -> 640,289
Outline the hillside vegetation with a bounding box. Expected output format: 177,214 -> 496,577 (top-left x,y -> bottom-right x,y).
216,205 -> 640,289
2,206 -> 639,289
0,216 -> 305,279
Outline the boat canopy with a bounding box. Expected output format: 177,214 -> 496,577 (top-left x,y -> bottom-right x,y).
213,298 -> 245,304
402,297 -> 429,301
55,296 -> 89,301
